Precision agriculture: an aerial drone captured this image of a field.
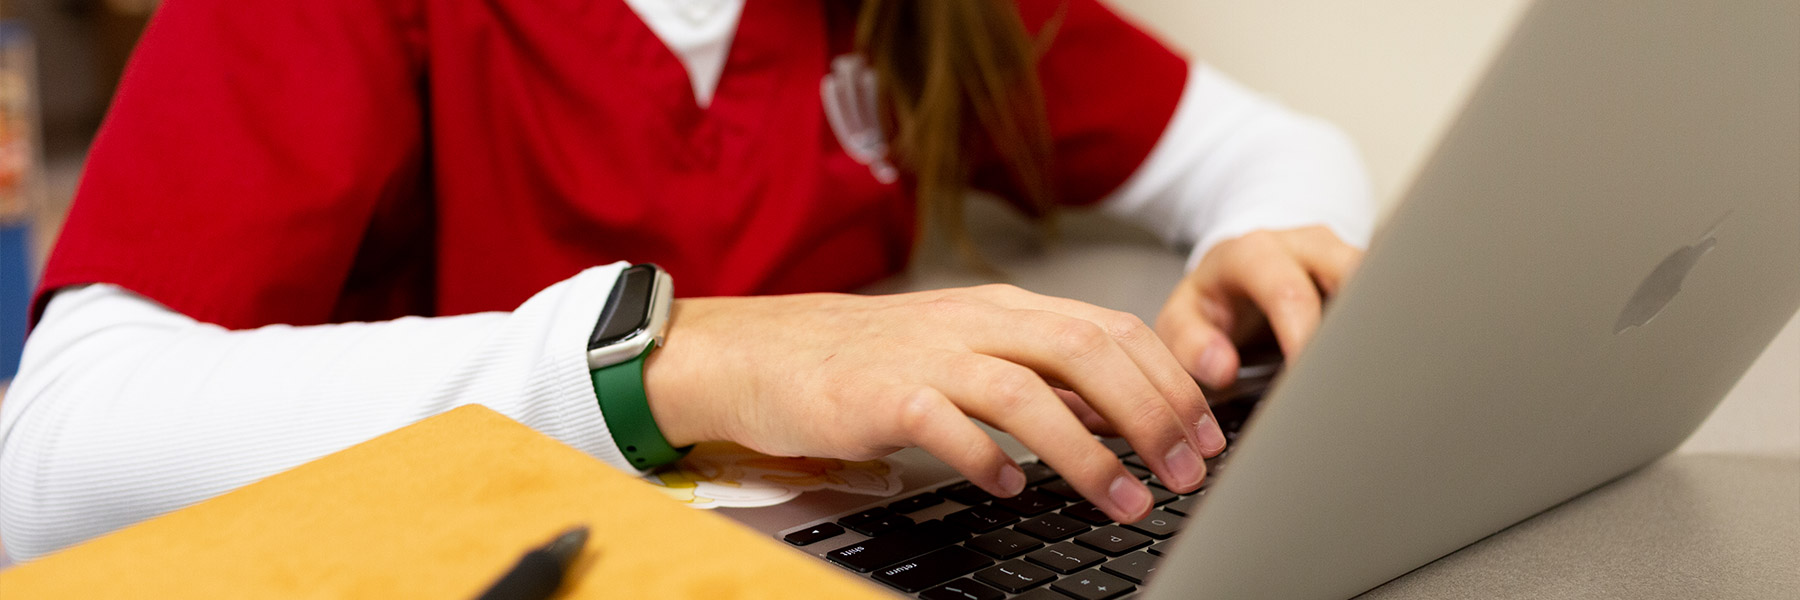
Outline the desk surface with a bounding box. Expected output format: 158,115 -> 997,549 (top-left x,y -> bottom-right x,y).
767,203 -> 1800,599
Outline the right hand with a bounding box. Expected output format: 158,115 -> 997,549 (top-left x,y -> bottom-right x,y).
641,284 -> 1228,523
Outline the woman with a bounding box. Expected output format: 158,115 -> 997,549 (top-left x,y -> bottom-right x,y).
0,0 -> 1372,560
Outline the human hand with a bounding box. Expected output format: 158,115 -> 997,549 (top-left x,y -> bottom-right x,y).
642,284 -> 1227,523
1156,225 -> 1364,390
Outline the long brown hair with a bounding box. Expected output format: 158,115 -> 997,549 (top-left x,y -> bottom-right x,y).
855,1 -> 1060,262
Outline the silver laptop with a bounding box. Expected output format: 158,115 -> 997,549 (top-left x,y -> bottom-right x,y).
742,1 -> 1800,598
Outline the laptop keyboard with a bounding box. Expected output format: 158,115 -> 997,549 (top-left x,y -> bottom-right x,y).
780,394 -> 1261,599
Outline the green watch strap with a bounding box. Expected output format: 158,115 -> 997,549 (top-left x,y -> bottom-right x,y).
592,345 -> 690,469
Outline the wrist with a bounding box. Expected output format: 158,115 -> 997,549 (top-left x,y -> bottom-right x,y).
641,297 -> 715,448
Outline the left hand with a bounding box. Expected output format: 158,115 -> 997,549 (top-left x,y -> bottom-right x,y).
1155,225 -> 1364,390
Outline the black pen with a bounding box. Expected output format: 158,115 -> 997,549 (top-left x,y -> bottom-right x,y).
475,526 -> 591,600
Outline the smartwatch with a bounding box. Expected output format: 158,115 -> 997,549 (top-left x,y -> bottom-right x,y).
587,263 -> 688,469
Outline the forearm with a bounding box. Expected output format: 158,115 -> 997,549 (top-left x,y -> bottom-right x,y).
0,264 -> 629,560
1100,64 -> 1377,270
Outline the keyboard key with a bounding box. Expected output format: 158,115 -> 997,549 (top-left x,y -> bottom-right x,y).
1214,397 -> 1257,440
945,505 -> 1019,533
873,546 -> 994,593
973,559 -> 1057,593
1020,462 -> 1059,485
1121,454 -> 1149,470
1037,478 -> 1082,501
840,506 -> 892,522
1075,525 -> 1152,556
1016,512 -> 1088,541
827,520 -> 969,572
1147,540 -> 1176,556
851,514 -> 913,537
1124,510 -> 1184,539
841,508 -> 914,537
1100,551 -> 1161,584
1124,464 -> 1152,480
992,489 -> 1065,516
1146,484 -> 1178,506
1099,437 -> 1135,457
967,528 -> 1043,559
1025,542 -> 1107,574
890,493 -> 946,514
1011,589 -> 1069,600
1163,490 -> 1206,517
939,482 -> 1000,506
783,522 -> 844,547
1051,570 -> 1136,600
921,578 -> 1004,600
1061,501 -> 1112,525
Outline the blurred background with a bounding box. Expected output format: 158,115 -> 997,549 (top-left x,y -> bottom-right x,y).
3,0 -> 159,381
0,0 -> 1534,382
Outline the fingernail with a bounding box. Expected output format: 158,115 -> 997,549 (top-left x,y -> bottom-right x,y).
1107,474 -> 1151,520
997,464 -> 1026,496
1163,439 -> 1205,491
1198,340 -> 1234,386
1196,413 -> 1228,455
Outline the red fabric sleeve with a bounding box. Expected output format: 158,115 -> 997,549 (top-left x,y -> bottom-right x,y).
975,0 -> 1189,211
35,0 -> 427,329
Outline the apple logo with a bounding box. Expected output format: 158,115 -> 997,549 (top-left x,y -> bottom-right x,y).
1614,215 -> 1727,334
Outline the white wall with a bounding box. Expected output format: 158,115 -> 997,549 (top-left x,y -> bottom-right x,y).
1106,0 -> 1532,213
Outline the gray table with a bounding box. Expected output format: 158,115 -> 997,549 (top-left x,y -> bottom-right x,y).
726,202 -> 1800,599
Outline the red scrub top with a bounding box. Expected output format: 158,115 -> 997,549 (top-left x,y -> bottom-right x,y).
39,0 -> 1185,330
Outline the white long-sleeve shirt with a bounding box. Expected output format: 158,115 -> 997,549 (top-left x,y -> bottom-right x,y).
0,3 -> 1372,561
1,266 -> 634,561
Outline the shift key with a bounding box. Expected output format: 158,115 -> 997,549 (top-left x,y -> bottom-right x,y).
827,520 -> 970,572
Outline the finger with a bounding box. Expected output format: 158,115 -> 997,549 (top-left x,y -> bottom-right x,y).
887,386 -> 1025,498
1284,227 -> 1364,296
965,308 -> 1213,493
1053,388 -> 1119,436
973,285 -> 1225,460
1155,287 -> 1242,393
1224,250 -> 1325,358
934,353 -> 1155,522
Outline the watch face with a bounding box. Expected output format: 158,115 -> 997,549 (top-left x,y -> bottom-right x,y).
589,265 -> 657,350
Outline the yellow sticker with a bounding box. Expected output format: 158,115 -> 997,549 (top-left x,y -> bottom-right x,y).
643,443 -> 904,508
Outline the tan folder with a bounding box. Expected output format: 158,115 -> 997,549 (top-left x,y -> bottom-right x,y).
0,405 -> 888,598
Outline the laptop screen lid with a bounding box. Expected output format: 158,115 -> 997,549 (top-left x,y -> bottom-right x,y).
1147,1 -> 1800,598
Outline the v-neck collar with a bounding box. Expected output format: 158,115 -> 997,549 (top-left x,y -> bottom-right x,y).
608,0 -> 793,119
621,0 -> 743,108
604,0 -> 826,158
